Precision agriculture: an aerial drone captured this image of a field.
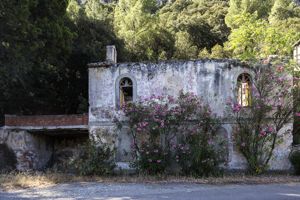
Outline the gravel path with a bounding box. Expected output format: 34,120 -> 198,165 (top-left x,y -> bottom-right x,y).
1,182 -> 300,200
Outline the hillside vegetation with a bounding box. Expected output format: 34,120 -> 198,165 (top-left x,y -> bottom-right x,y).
0,0 -> 299,115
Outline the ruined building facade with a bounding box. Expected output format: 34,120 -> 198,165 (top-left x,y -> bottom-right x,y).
0,45 -> 294,171
88,46 -> 293,171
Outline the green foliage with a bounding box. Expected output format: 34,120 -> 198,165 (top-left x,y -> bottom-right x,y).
225,12 -> 300,60
114,0 -> 173,61
269,0 -> 300,23
0,0 -> 299,118
198,48 -> 211,58
290,150 -> 300,175
228,64 -> 297,174
135,143 -> 169,175
72,137 -> 116,176
120,91 -> 224,176
0,0 -> 75,115
159,0 -> 230,59
226,0 -> 274,28
173,31 -> 198,59
175,131 -> 225,177
225,0 -> 300,61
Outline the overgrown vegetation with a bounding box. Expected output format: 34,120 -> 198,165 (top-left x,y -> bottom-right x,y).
71,136 -> 116,176
227,63 -> 299,174
0,0 -> 299,176
1,0 -> 299,117
119,91 -> 225,176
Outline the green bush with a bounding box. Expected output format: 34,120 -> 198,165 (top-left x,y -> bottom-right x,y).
175,130 -> 225,177
72,138 -> 116,176
290,150 -> 300,175
120,91 -> 224,176
133,143 -> 169,175
228,65 -> 297,174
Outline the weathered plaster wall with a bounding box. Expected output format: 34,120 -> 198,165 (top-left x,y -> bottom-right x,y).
89,60 -> 253,119
51,134 -> 88,172
0,129 -> 52,170
89,59 -> 292,171
0,128 -> 89,171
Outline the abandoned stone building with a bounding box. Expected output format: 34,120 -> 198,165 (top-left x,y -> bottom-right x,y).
0,45 -> 295,172
88,46 -> 292,171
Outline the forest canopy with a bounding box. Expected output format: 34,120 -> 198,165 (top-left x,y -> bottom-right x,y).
0,0 -> 299,117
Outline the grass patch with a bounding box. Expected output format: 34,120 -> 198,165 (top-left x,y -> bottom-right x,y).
0,172 -> 299,191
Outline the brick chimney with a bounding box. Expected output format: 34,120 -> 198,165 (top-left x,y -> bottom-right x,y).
106,45 -> 117,64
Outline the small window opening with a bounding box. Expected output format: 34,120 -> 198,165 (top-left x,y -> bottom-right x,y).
237,73 -> 252,107
120,77 -> 133,107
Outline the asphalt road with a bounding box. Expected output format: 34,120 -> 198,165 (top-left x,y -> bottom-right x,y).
1,182 -> 300,200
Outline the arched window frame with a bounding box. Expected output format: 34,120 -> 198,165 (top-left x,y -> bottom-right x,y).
115,74 -> 137,109
237,73 -> 252,107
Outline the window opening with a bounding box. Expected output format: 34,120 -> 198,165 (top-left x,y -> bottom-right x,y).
237,73 -> 252,107
120,77 -> 133,107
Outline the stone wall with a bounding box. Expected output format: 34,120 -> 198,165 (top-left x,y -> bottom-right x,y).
0,127 -> 89,171
51,134 -> 89,172
0,129 -> 52,170
88,59 -> 293,171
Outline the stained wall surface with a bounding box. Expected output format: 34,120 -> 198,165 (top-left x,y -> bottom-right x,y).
89,59 -> 293,171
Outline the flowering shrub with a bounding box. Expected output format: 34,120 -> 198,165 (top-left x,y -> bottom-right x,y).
134,143 -> 169,175
174,134 -> 224,177
228,64 -> 299,174
120,91 -> 224,176
71,135 -> 116,176
293,73 -> 300,145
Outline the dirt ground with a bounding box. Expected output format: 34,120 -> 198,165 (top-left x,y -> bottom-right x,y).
0,172 -> 300,191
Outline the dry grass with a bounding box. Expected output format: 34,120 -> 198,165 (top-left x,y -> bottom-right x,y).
0,172 -> 299,191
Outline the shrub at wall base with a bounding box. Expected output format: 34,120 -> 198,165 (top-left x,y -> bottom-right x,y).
118,91 -> 225,176
228,64 -> 297,174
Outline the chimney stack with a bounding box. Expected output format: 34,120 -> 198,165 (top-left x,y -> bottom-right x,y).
106,45 -> 117,64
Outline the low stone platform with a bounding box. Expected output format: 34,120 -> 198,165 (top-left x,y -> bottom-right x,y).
0,114 -> 89,171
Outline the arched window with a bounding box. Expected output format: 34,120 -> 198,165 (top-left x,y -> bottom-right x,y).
237,73 -> 252,107
119,77 -> 133,107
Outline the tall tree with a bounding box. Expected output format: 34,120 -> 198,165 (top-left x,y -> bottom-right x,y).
114,0 -> 174,61
159,0 -> 230,59
225,0 -> 274,28
269,0 -> 300,22
0,0 -> 75,115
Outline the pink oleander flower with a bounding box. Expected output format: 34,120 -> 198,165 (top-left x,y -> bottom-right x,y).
259,130 -> 267,137
233,103 -> 242,113
296,113 -> 300,117
168,96 -> 175,103
157,160 -> 161,163
276,66 -> 284,72
267,126 -> 274,133
160,121 -> 165,128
